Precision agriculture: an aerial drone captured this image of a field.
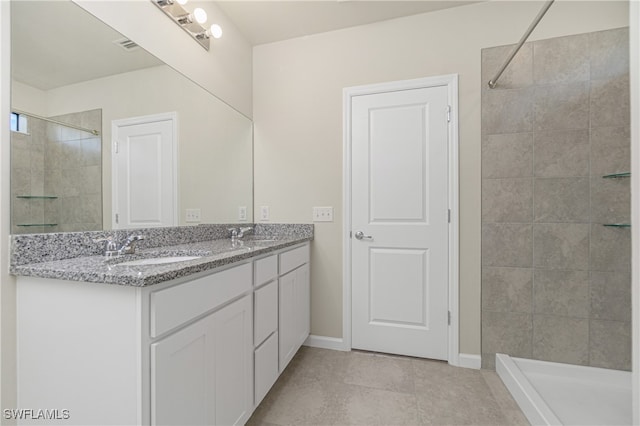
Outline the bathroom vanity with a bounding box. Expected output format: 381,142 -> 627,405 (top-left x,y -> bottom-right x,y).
11,224 -> 312,425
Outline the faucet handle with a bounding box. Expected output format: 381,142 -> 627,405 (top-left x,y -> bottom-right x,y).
228,228 -> 239,239
93,236 -> 117,256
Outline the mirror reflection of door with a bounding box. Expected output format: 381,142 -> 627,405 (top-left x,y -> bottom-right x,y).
112,113 -> 177,229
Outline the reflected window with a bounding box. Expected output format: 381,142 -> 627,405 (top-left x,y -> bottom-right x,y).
10,112 -> 28,134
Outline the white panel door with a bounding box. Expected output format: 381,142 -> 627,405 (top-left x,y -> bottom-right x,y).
113,114 -> 176,228
351,85 -> 449,360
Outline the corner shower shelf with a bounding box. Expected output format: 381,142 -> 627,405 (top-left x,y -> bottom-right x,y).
16,223 -> 58,227
16,195 -> 58,199
602,172 -> 631,179
603,223 -> 631,228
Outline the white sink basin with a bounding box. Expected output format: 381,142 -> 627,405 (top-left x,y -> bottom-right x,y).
117,256 -> 201,266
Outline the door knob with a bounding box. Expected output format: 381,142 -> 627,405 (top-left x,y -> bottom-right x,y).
354,231 -> 373,240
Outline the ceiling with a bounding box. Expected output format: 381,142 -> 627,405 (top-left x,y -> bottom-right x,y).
216,1 -> 481,46
11,1 -> 479,91
11,1 -> 162,91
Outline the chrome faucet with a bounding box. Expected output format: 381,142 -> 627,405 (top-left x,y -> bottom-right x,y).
238,226 -> 253,238
118,235 -> 145,255
94,234 -> 145,257
228,226 -> 254,242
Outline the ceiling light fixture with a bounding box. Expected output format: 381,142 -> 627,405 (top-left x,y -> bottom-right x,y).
151,0 -> 222,51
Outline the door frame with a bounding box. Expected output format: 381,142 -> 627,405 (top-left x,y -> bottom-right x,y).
111,112 -> 178,229
342,75 -> 460,366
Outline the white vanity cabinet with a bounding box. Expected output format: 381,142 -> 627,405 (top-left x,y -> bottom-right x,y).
150,264 -> 253,426
15,242 -> 310,426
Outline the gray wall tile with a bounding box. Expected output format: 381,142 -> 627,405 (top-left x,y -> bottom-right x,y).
482,133 -> 533,178
589,27 -> 629,81
534,83 -> 589,131
482,311 -> 532,358
482,44 -> 533,90
533,33 -> 589,85
533,130 -> 589,177
590,320 -> 631,371
532,315 -> 589,365
533,178 -> 590,222
482,88 -> 534,134
482,267 -> 533,313
590,177 -> 630,224
482,178 -> 532,223
590,271 -> 631,322
590,225 -> 631,272
591,126 -> 631,177
482,224 -> 532,268
533,269 -> 590,317
481,28 -> 630,369
533,223 -> 589,270
591,76 -> 630,128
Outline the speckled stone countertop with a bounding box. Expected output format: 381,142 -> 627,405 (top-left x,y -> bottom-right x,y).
10,224 -> 313,287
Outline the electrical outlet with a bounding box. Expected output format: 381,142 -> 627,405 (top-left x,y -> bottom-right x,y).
185,208 -> 201,223
260,206 -> 270,221
313,206 -> 333,222
238,206 -> 247,221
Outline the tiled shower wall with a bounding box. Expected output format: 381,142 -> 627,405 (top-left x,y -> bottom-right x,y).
481,28 -> 630,370
11,109 -> 102,233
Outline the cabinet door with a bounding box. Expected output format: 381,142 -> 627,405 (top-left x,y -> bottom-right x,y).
151,315 -> 215,426
213,295 -> 253,426
279,264 -> 311,372
278,269 -> 297,371
294,263 -> 310,347
254,280 -> 278,345
254,331 -> 279,406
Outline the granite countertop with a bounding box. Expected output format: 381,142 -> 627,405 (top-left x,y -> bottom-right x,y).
11,236 -> 311,287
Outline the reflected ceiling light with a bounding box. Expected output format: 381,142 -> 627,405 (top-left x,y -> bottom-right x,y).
152,0 -> 222,51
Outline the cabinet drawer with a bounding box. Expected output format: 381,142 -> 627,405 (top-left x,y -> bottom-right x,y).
254,255 -> 278,287
254,280 -> 278,345
279,244 -> 309,275
150,263 -> 252,338
254,331 -> 278,406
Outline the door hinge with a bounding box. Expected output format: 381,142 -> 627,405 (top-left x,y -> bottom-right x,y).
448,209 -> 451,223
114,140 -> 119,154
448,311 -> 451,325
115,213 -> 119,224
446,105 -> 451,123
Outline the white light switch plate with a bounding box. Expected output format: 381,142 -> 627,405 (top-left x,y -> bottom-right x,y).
185,208 -> 201,223
313,206 -> 333,222
238,206 -> 247,221
260,206 -> 270,221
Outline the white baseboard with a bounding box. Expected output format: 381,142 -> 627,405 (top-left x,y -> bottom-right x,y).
303,334 -> 348,351
458,353 -> 482,369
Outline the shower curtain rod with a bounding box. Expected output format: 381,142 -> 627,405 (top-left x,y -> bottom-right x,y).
488,0 -> 555,89
12,109 -> 100,136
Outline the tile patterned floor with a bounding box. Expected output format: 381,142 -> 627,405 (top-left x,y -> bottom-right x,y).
247,347 -> 530,426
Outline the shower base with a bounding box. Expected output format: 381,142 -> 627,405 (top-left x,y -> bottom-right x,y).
496,353 -> 631,425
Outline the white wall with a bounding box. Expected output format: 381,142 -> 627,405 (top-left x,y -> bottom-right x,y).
253,0 -> 629,353
73,0 -> 253,118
